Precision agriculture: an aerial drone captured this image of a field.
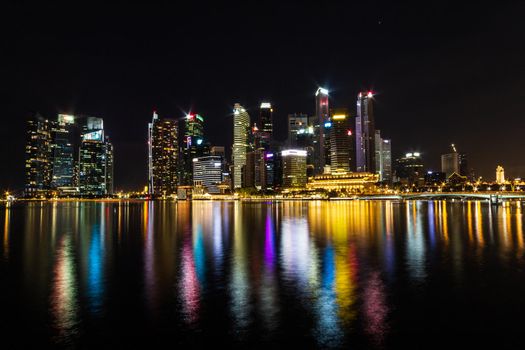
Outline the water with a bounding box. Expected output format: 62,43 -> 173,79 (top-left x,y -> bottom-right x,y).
1,200 -> 525,348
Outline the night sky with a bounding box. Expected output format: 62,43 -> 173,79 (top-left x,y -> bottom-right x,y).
3,1 -> 524,191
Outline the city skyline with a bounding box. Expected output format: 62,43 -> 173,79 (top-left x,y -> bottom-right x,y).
3,2 -> 525,191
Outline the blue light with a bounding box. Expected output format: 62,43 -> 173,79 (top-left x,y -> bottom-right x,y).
196,139 -> 203,145
324,122 -> 332,128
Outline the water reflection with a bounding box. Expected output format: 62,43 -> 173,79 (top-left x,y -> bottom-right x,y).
3,206 -> 11,260
50,234 -> 79,344
3,200 -> 525,348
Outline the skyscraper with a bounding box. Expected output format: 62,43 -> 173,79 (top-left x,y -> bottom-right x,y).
314,87 -> 329,174
79,117 -> 113,196
375,130 -> 392,183
329,109 -> 352,172
281,149 -> 307,187
180,113 -> 209,186
148,111 -> 178,197
287,113 -> 315,176
356,91 -> 376,173
496,165 -> 505,184
51,114 -> 77,189
287,113 -> 310,146
259,102 -> 273,150
24,113 -> 52,197
394,152 -> 424,186
192,155 -> 223,194
232,103 -> 250,189
441,144 -> 460,177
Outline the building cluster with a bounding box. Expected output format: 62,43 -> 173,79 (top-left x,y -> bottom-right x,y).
24,113 -> 113,198
23,89 -> 520,199
147,88 -> 388,198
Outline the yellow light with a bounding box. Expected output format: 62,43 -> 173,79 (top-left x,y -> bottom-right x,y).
332,114 -> 346,120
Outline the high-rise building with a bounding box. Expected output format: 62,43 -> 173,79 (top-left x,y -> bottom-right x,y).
287,113 -> 315,177
51,114 -> 77,189
329,109 -> 352,172
148,111 -> 178,197
440,144 -> 460,178
375,130 -> 392,183
259,102 -> 273,150
281,149 -> 307,187
232,103 -> 250,189
24,113 -> 53,197
496,165 -> 505,184
356,91 -> 376,173
314,87 -> 329,174
180,113 -> 209,185
79,117 -> 113,196
192,155 -> 223,194
287,113 -> 309,146
105,137 -> 114,195
459,153 -> 468,177
394,152 -> 424,186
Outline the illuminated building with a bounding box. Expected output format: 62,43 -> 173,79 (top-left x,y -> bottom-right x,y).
148,111 -> 178,197
356,91 -> 376,173
24,113 -> 53,197
459,153 -> 469,177
232,103 -> 250,189
79,117 -> 113,196
281,149 -> 307,187
374,130 -> 392,183
441,144 -> 460,177
314,87 -> 329,174
329,109 -> 352,172
394,152 -> 424,186
105,139 -> 114,195
287,113 -> 309,146
496,165 -> 505,184
51,114 -> 77,189
424,171 -> 446,185
181,113 -> 209,186
259,102 -> 273,150
287,113 -> 315,176
192,156 -> 223,194
306,172 -> 378,193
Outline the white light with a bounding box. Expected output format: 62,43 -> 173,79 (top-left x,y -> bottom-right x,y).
406,153 -> 413,157
214,162 -> 221,167
315,87 -> 328,96
414,152 -> 420,157
282,149 -> 307,157
192,158 -> 198,162
260,102 -> 271,109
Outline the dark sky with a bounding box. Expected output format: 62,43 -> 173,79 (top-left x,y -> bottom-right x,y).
2,1 -> 525,191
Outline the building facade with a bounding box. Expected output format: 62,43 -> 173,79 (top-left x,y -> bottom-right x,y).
329,109 -> 352,172
181,113 -> 208,186
374,130 -> 392,183
78,117 -> 113,196
192,155 -> 223,194
356,91 -> 376,173
394,152 -> 424,186
232,103 -> 250,189
148,112 -> 178,197
281,149 -> 307,187
25,113 -> 53,197
51,114 -> 77,189
314,87 -> 329,175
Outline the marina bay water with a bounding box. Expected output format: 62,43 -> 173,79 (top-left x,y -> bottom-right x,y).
1,200 -> 524,348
